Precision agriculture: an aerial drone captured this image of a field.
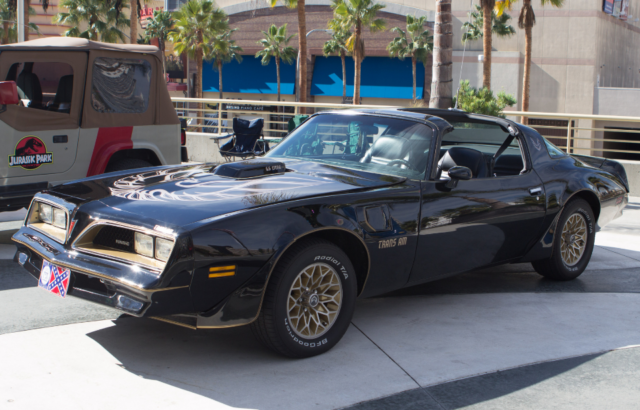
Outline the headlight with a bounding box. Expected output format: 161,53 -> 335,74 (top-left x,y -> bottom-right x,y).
155,238 -> 173,261
39,204 -> 52,224
52,208 -> 66,229
134,232 -> 154,258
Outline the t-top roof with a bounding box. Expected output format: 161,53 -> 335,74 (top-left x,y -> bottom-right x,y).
0,37 -> 162,59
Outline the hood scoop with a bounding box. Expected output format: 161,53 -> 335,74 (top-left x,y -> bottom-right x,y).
213,159 -> 286,179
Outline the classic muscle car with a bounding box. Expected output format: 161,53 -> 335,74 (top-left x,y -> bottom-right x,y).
12,108 -> 629,357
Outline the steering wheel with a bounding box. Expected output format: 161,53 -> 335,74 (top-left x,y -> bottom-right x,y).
386,159 -> 412,168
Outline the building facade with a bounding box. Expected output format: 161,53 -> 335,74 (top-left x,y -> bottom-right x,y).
194,0 -> 640,117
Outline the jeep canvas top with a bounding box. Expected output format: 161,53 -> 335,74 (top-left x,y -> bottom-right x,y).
0,37 -> 184,212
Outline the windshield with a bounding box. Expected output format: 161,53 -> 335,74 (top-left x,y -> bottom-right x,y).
267,114 -> 433,179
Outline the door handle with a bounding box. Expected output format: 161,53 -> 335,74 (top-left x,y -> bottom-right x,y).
529,187 -> 543,196
53,135 -> 68,143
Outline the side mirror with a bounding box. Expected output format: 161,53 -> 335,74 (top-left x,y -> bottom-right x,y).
445,166 -> 472,188
0,81 -> 19,112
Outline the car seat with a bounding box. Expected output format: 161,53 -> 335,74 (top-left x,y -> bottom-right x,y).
51,75 -> 73,113
437,146 -> 488,179
17,72 -> 43,108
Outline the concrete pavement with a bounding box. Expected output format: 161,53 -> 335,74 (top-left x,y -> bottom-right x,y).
1,198 -> 639,409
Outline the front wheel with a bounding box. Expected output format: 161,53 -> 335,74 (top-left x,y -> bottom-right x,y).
250,238 -> 357,358
532,198 -> 596,281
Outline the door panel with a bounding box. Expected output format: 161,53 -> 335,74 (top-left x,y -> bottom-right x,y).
409,171 -> 547,285
4,123 -> 80,178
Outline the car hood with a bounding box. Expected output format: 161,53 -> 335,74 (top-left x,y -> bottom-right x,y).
49,159 -> 406,228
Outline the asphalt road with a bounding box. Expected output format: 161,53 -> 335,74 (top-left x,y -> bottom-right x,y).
1,198 -> 640,409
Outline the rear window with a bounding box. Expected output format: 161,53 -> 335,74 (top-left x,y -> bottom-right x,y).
91,57 -> 151,114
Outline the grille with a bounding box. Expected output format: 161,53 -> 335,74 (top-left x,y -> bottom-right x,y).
93,226 -> 135,253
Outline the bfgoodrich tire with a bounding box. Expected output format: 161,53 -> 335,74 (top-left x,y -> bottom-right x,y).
532,198 -> 596,281
250,238 -> 357,358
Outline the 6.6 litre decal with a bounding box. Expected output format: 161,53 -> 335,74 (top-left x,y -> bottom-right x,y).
8,136 -> 53,170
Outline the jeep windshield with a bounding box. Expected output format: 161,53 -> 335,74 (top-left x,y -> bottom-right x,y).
266,114 -> 433,180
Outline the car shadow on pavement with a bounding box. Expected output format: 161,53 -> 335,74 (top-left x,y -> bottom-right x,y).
0,260 -> 36,291
85,317 -> 415,410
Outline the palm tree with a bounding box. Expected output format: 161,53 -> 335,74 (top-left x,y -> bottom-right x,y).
0,1 -> 12,44
462,5 -> 515,43
430,0 -> 453,109
268,0 -> 308,104
129,0 -> 152,44
332,0 -> 386,105
322,22 -> 351,101
208,28 -> 243,99
170,0 -> 228,100
387,15 -> 433,102
256,24 -> 297,102
55,0 -> 130,43
496,0 -> 563,124
479,0 -> 495,90
144,9 -> 174,73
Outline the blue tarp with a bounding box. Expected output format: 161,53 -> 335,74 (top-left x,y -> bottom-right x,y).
203,56 -> 296,95
311,56 -> 425,99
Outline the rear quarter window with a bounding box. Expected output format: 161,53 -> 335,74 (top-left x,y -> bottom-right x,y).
91,58 -> 151,114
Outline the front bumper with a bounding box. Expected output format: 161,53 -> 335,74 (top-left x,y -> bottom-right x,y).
12,227 -> 195,317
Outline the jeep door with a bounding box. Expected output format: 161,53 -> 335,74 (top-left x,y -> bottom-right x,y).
0,51 -> 86,179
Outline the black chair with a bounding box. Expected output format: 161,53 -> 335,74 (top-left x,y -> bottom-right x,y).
211,118 -> 268,162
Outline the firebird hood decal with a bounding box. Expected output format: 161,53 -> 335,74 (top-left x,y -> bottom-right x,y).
109,170 -> 330,203
50,160 -> 406,227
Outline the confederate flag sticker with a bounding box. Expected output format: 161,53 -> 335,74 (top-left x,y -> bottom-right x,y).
38,260 -> 71,298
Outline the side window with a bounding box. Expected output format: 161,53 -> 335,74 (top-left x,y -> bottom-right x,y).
91,58 -> 152,114
441,121 -> 525,178
543,138 -> 567,158
5,62 -> 74,113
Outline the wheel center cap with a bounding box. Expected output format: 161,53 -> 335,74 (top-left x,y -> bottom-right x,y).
308,294 -> 319,308
569,234 -> 576,244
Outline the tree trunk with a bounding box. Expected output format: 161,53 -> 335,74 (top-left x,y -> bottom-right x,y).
196,49 -> 203,132
423,60 -> 430,103
430,0 -> 453,109
160,39 -> 166,74
276,57 -> 281,102
353,22 -> 362,105
218,60 -> 223,99
130,0 -> 138,44
412,56 -> 416,101
24,0 -> 30,41
2,22 -> 9,44
297,0 -> 307,106
521,21 -> 532,125
341,51 -> 346,101
481,0 -> 494,90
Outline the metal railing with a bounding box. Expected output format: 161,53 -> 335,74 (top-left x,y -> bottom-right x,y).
172,97 -> 640,160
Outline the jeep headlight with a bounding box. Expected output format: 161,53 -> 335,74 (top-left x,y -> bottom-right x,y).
134,232 -> 154,258
155,238 -> 173,261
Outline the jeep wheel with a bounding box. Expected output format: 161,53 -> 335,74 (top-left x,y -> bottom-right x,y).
532,198 -> 596,281
105,158 -> 153,173
250,238 -> 357,358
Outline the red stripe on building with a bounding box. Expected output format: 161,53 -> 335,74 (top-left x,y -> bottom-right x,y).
86,127 -> 134,177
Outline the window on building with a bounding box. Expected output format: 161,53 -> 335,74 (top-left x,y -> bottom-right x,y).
5,62 -> 74,113
91,58 -> 152,114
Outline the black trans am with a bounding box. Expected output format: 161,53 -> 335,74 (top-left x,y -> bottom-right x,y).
13,109 -> 629,357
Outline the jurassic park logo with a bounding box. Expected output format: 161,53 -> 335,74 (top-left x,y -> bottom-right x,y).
8,136 -> 53,170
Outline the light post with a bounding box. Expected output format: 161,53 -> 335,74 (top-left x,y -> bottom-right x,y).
295,29 -> 333,102
17,0 -> 24,42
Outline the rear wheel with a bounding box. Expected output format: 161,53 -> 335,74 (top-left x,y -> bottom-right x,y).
250,238 -> 357,358
532,198 -> 596,280
105,158 -> 152,173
